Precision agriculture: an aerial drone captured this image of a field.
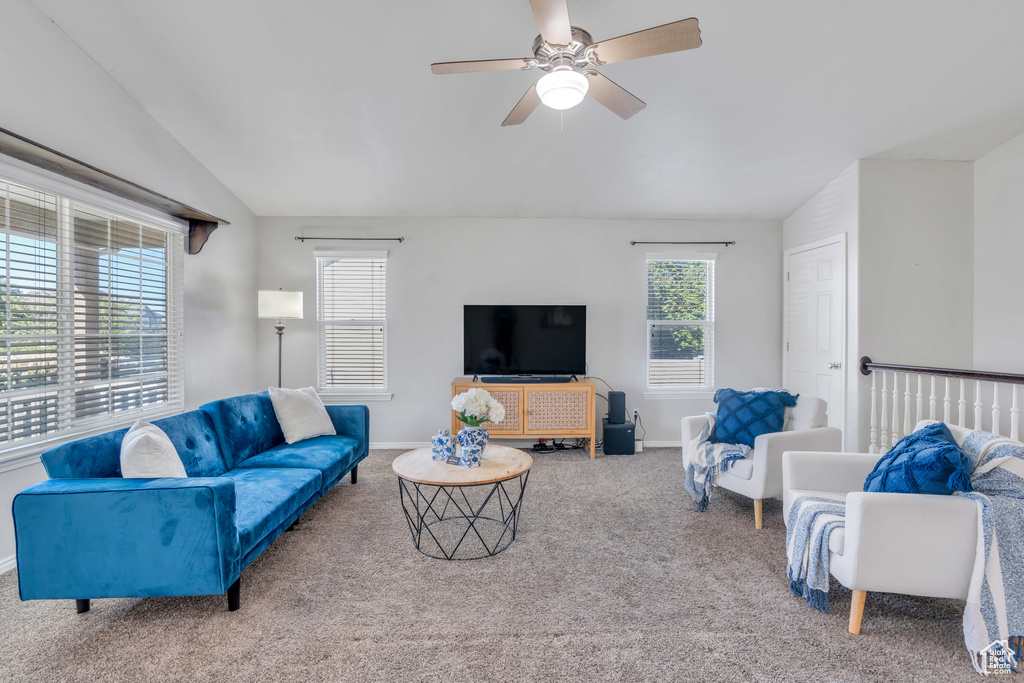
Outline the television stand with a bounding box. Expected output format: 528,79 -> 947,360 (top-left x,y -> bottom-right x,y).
452,377 -> 596,458
477,375 -> 575,384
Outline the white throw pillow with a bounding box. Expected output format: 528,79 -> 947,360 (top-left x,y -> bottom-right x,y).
120,420 -> 187,478
269,386 -> 337,444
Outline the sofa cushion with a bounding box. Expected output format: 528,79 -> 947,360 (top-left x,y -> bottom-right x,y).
725,457 -> 754,481
829,527 -> 845,556
201,392 -> 286,469
40,408 -> 227,479
153,410 -> 228,478
224,468 -> 321,555
863,422 -> 973,495
711,388 -> 799,448
234,435 -> 361,493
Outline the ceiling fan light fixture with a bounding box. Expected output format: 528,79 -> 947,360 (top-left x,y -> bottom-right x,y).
536,70 -> 589,110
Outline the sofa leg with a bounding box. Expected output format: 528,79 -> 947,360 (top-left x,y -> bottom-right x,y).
754,499 -> 763,530
351,465 -> 358,484
75,599 -> 90,614
849,590 -> 867,635
227,579 -> 240,612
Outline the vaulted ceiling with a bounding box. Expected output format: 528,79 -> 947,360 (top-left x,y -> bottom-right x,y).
31,0 -> 1024,218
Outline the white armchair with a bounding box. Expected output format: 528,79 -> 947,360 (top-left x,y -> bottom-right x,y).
682,396 -> 842,529
781,420 -> 979,635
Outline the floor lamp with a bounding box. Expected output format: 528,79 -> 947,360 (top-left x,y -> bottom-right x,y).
258,289 -> 304,388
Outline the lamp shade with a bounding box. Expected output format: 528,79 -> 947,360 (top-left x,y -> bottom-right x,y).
258,290 -> 303,319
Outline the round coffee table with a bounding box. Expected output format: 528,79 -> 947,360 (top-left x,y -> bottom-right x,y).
392,444 -> 532,560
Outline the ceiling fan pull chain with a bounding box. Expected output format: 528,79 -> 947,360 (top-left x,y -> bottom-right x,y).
560,109 -> 564,135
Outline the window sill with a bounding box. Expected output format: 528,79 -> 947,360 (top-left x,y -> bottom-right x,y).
643,389 -> 716,400
319,390 -> 393,402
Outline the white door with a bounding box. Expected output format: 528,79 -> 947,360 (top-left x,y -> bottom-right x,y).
785,238 -> 845,430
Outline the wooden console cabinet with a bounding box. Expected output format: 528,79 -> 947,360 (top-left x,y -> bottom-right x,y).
451,377 -> 597,459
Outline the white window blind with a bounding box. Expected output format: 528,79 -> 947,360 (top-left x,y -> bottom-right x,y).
646,257 -> 715,388
316,252 -> 387,391
0,176 -> 184,449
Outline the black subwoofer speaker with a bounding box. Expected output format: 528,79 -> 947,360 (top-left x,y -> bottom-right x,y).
608,391 -> 626,424
602,418 -> 635,455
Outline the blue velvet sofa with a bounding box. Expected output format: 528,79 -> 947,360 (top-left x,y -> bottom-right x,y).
12,391 -> 368,613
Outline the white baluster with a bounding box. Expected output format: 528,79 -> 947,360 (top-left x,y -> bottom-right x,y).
929,375 -> 937,420
891,372 -> 901,444
880,371 -> 889,451
869,371 -> 878,453
944,377 -> 952,423
904,373 -> 912,436
958,378 -> 967,427
974,381 -> 984,430
991,383 -> 1001,437
916,375 -> 924,427
1012,386 -> 1020,442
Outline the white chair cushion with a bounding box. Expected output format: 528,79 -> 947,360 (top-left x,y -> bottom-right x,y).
120,420 -> 187,478
269,386 -> 337,444
727,457 -> 754,481
829,528 -> 845,556
786,396 -> 827,431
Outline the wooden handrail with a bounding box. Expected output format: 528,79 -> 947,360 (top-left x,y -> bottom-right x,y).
859,356 -> 1024,385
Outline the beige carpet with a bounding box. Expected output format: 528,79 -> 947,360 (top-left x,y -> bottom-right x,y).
0,448 -> 978,682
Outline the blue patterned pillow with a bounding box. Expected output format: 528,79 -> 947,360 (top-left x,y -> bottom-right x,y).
710,388 -> 799,448
863,422 -> 972,495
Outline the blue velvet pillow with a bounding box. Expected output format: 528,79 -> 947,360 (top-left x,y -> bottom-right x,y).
863,422 -> 973,495
710,388 -> 799,448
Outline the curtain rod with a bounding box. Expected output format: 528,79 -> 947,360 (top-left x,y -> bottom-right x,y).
630,240 -> 735,246
295,236 -> 404,243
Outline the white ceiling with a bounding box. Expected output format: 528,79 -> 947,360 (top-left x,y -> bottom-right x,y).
31,0 -> 1024,219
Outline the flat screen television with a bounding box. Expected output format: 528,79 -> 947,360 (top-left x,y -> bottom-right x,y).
463,305 -> 586,376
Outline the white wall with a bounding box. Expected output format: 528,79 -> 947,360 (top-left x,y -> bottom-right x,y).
782,160 -> 975,450
0,0 -> 260,568
255,217 -> 783,446
783,163 -> 860,447
974,131 -> 1024,374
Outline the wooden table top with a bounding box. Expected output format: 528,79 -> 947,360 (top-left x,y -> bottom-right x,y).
392,445 -> 533,486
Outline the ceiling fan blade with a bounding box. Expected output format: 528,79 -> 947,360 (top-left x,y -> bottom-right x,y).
528,0 -> 572,46
431,58 -> 534,75
584,71 -> 646,120
590,18 -> 701,65
501,83 -> 541,126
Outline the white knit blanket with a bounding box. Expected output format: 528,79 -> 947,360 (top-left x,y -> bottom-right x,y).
683,412 -> 750,511
956,431 -> 1024,674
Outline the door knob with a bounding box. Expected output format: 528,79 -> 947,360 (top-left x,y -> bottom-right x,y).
827,362 -> 842,370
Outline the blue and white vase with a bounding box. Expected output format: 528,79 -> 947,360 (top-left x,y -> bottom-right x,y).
431,429 -> 455,463
460,443 -> 484,468
457,425 -> 489,468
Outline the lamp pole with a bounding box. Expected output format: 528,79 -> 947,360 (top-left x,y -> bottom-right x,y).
275,319 -> 286,388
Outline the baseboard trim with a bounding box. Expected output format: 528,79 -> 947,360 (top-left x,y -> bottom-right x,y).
370,442 -> 429,450
0,554 -> 16,575
644,441 -> 682,448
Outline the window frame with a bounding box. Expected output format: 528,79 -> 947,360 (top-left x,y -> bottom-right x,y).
314,250 -> 392,401
643,252 -> 716,399
0,159 -> 186,463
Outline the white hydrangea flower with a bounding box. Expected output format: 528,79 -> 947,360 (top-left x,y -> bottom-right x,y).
451,388 -> 505,424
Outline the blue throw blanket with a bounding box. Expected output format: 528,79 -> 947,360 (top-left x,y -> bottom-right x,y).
683,412 -> 750,511
786,428 -> 1024,675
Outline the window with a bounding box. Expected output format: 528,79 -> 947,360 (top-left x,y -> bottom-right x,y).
646,256 -> 715,390
316,251 -> 388,394
0,175 -> 184,450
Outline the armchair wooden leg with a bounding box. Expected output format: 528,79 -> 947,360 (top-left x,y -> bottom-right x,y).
350,465 -> 358,484
75,599 -> 90,614
849,590 -> 867,635
753,499 -> 763,530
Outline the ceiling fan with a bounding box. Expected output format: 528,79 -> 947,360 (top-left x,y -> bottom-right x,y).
430,0 -> 702,126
